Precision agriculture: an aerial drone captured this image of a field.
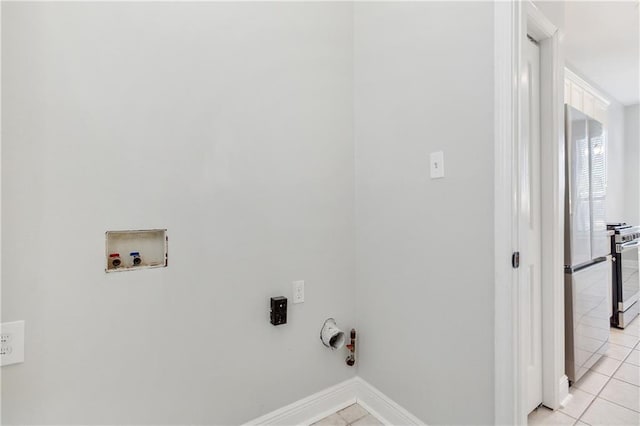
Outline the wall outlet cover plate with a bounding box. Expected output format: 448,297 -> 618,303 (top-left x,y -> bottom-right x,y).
292,280 -> 305,304
1,321 -> 25,367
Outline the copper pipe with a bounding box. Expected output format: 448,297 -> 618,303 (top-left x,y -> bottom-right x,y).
346,328 -> 356,366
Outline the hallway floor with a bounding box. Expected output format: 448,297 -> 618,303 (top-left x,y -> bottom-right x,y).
312,404 -> 383,426
529,317 -> 640,425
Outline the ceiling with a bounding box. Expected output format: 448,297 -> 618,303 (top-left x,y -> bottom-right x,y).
562,1 -> 640,105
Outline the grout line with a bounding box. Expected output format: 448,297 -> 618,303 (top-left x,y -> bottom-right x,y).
530,325 -> 640,426
575,327 -> 640,423
597,387 -> 640,414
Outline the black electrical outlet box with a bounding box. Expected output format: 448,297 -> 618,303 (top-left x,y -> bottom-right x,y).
270,296 -> 287,326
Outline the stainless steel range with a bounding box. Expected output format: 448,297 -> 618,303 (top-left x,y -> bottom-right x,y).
607,223 -> 640,328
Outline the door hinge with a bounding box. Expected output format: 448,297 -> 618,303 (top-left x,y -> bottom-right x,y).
512,252 -> 520,269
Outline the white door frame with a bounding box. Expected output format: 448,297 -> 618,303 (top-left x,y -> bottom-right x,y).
494,2 -> 566,424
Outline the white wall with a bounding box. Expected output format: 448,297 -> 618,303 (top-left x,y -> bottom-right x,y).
354,3 -> 495,425
534,1 -> 565,31
1,3 -> 355,424
625,104 -> 640,225
606,100 -> 626,223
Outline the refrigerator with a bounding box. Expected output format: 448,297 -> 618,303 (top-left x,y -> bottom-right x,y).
564,105 -> 610,384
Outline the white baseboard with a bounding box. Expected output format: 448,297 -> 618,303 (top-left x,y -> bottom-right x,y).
243,378 -> 358,426
243,376 -> 425,426
354,377 -> 426,426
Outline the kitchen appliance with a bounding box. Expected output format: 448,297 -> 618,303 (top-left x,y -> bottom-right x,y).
607,223 -> 640,328
564,105 -> 610,384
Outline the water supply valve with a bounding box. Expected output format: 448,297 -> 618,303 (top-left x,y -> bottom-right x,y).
109,253 -> 122,268
346,328 -> 356,366
130,252 -> 142,266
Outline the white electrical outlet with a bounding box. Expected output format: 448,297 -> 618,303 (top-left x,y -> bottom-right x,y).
1,321 -> 25,367
430,151 -> 445,179
292,280 -> 305,304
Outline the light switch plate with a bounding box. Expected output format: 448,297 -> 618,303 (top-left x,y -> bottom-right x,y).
1,321 -> 25,367
292,280 -> 305,304
430,151 -> 445,179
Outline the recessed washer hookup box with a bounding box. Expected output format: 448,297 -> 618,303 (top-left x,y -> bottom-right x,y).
105,229 -> 167,272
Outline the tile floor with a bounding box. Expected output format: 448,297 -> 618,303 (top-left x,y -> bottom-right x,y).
314,320 -> 639,426
312,403 -> 383,426
529,317 -> 640,425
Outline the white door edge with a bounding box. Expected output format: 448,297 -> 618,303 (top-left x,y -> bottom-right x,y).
522,34 -> 542,415
494,1 -> 564,423
534,21 -> 567,414
494,1 -> 522,423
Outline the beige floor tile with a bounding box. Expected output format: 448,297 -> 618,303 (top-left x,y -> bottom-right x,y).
312,413 -> 348,426
590,356 -> 623,376
528,406 -> 576,425
605,342 -> 634,361
599,378 -> 640,412
626,318 -> 640,332
622,325 -> 640,337
559,388 -> 596,419
613,362 -> 640,386
626,349 -> 639,367
337,404 -> 368,423
580,397 -> 640,425
620,318 -> 640,333
350,414 -> 384,426
610,331 -> 640,349
573,370 -> 610,395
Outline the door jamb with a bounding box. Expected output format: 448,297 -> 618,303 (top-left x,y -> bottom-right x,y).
494,2 -> 565,424
530,3 -> 569,414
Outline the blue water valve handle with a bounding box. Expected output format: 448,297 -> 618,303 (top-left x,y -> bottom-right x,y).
130,252 -> 142,266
